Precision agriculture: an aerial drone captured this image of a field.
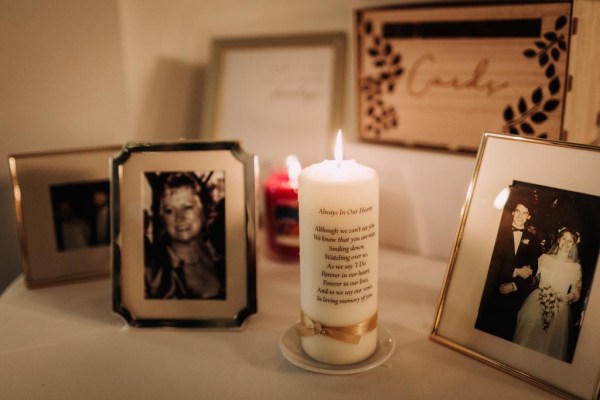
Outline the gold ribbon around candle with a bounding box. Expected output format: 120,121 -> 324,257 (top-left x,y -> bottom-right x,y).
296,312 -> 378,344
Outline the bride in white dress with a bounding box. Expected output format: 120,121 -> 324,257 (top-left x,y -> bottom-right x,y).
513,228 -> 583,362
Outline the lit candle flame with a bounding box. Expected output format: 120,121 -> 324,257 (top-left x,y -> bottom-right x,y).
286,154 -> 301,189
334,129 -> 343,167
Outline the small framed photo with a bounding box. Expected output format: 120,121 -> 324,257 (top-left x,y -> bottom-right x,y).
202,32 -> 346,172
9,146 -> 120,287
431,133 -> 600,399
111,141 -> 257,328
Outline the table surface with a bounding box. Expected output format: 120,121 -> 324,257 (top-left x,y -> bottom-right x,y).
0,246 -> 557,400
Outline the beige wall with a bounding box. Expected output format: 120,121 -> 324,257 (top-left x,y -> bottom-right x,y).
0,0 -> 129,290
118,0 -> 407,141
0,0 -> 475,292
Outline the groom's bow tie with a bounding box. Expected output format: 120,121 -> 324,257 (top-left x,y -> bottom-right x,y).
512,227 -> 524,232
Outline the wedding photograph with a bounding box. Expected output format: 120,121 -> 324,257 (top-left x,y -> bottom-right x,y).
476,181 -> 600,363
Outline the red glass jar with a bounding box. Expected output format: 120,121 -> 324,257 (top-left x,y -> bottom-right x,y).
264,171 -> 300,261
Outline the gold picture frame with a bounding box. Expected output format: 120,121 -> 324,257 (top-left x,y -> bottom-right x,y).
8,146 -> 120,287
431,133 -> 600,399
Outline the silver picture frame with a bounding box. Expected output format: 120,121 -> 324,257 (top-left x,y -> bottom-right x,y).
111,140 -> 257,328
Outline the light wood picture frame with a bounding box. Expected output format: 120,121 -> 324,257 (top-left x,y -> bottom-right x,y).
431,133 -> 600,399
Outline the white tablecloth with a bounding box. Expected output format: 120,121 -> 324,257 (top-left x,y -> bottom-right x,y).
0,247 -> 556,399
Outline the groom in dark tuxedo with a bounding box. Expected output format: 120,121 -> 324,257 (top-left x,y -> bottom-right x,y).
476,197 -> 542,341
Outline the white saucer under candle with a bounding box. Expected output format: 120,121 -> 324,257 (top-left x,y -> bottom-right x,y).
297,131 -> 379,365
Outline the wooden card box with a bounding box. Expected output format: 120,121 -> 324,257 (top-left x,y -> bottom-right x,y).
355,1 -> 599,152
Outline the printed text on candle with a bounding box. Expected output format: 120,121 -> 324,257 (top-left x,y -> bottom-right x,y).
312,207 -> 376,306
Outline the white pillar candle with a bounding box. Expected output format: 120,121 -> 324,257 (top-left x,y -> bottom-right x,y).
298,132 -> 379,365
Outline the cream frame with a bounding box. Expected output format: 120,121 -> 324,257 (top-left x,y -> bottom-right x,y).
202,32 -> 346,171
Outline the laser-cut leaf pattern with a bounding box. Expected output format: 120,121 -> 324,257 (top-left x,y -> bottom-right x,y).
505,16 -> 568,138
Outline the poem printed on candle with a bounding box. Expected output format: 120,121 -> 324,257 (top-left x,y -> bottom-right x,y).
312,206 -> 376,306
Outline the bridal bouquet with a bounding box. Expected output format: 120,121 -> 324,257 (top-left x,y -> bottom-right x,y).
538,286 -> 558,331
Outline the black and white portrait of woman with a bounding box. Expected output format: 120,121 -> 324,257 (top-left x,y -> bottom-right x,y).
143,171 -> 226,300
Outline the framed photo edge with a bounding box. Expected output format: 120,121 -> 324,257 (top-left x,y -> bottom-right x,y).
8,145 -> 122,288
110,140 -> 258,328
200,31 -> 347,140
430,132 -> 600,400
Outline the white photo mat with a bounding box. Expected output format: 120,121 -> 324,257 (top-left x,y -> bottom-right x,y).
431,133 -> 600,400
